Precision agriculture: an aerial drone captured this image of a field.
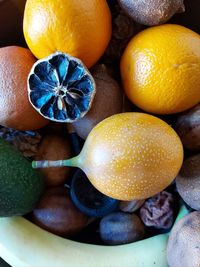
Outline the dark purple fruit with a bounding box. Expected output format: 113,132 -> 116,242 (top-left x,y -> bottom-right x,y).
70,169 -> 119,217
100,212 -> 145,245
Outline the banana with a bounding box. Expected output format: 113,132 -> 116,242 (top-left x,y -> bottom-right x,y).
0,206 -> 188,267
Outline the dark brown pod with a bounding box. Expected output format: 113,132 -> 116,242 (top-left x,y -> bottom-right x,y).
73,64 -> 123,139
118,0 -> 185,26
35,134 -> 71,186
174,104 -> 200,151
32,187 -> 89,236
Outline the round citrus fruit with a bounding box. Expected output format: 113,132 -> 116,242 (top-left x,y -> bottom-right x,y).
0,46 -> 48,130
80,112 -> 184,200
121,24 -> 200,114
23,0 -> 112,68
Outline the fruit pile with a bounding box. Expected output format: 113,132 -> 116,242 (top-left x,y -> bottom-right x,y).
1,0 -> 200,267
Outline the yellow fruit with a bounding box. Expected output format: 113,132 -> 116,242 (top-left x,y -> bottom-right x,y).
23,0 -> 112,68
33,113 -> 184,200
80,113 -> 183,200
121,24 -> 200,114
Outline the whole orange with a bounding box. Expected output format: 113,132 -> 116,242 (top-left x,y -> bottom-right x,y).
121,24 -> 200,114
23,0 -> 112,68
0,46 -> 48,130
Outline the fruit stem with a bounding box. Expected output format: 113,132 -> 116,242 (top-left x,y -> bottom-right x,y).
32,156 -> 79,169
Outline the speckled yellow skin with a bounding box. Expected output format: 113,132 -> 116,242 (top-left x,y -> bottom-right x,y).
79,113 -> 183,200
23,0 -> 111,68
121,24 -> 200,114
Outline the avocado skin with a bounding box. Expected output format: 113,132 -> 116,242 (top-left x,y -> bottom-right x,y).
0,138 -> 44,217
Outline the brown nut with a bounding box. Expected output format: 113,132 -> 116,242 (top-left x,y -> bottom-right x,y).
72,64 -> 123,139
35,134 -> 71,186
176,154 -> 200,210
175,104 -> 200,151
32,187 -> 89,236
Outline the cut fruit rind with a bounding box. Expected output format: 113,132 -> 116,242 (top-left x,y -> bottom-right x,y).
28,52 -> 96,123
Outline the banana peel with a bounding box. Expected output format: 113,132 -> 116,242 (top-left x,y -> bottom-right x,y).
0,206 -> 188,267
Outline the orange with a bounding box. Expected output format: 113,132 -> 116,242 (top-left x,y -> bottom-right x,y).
80,113 -> 183,200
23,0 -> 112,68
120,24 -> 200,114
0,46 -> 48,131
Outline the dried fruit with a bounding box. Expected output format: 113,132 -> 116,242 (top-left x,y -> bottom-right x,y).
174,104 -> 200,151
119,199 -> 145,213
140,191 -> 175,229
32,187 -> 89,236
176,154 -> 200,211
28,52 -> 96,123
99,212 -> 145,245
0,127 -> 42,158
70,170 -> 119,217
34,134 -> 71,187
73,64 -> 123,139
118,0 -> 185,26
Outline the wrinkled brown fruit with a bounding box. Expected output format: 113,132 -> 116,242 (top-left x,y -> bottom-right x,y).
35,134 -> 71,186
167,211 -> 200,267
118,0 -> 185,26
73,64 -> 123,139
32,187 -> 89,236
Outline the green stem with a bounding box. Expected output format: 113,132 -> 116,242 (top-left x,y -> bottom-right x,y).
32,156 -> 79,169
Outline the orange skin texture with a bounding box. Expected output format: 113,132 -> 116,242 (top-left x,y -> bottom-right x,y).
79,113 -> 184,200
0,46 -> 48,130
121,24 -> 200,114
23,0 -> 112,68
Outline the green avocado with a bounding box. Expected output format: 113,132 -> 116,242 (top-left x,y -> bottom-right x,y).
0,138 -> 44,217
